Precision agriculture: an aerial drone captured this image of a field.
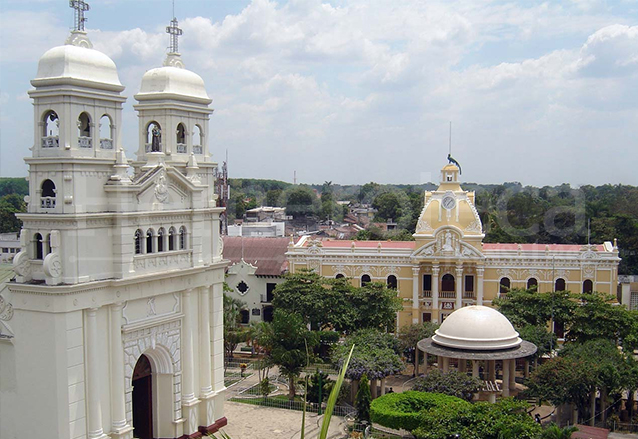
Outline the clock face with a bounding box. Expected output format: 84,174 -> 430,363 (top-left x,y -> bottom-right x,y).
442,196 -> 456,210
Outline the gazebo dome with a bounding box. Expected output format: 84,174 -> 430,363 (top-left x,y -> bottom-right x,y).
432,305 -> 521,351
32,40 -> 123,91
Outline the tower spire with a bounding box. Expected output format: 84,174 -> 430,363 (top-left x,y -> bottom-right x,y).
69,1 -> 90,32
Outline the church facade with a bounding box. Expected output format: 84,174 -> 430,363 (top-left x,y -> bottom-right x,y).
0,8 -> 227,439
287,163 -> 620,328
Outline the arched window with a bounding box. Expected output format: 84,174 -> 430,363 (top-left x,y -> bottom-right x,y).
146,121 -> 162,152
335,273 -> 345,279
134,229 -> 143,255
361,274 -> 371,287
157,228 -> 165,252
78,112 -> 92,148
99,114 -> 113,149
176,123 -> 186,153
500,277 -> 511,295
41,179 -> 56,208
193,124 -> 203,154
42,110 -> 59,147
441,274 -> 455,292
555,278 -> 566,292
387,275 -> 398,290
168,227 -> 176,251
179,226 -> 186,250
583,279 -> 593,293
527,277 -> 538,290
34,233 -> 43,260
46,234 -> 52,255
146,229 -> 154,253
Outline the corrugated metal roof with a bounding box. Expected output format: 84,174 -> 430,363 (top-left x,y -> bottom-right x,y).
223,237 -> 291,276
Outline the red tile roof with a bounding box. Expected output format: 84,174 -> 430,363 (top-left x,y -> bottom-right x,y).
572,424 -> 608,439
223,237 -> 291,276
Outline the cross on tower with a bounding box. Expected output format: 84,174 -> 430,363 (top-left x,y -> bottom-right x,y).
69,0 -> 90,32
166,18 -> 183,54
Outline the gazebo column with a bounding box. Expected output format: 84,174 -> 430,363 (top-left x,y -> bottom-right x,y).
509,359 -> 516,390
458,359 -> 466,373
502,359 -> 510,397
476,267 -> 485,306
472,360 -> 479,378
524,359 -> 530,378
455,265 -> 463,310
437,356 -> 443,371
488,360 -> 496,382
380,378 -> 386,396
370,379 -> 378,399
442,357 -> 450,373
415,348 -> 420,376
432,265 -> 440,322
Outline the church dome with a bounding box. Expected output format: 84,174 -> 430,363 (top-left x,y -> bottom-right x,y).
136,63 -> 211,104
32,40 -> 123,91
432,305 -> 521,350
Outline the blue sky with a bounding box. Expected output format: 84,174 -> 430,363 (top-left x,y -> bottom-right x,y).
1,0 -> 637,186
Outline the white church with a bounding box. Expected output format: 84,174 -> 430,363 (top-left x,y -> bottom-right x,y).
0,3 -> 228,439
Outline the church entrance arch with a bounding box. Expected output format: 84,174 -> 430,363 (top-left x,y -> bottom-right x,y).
132,354 -> 153,439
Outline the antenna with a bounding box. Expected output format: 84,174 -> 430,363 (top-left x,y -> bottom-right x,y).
166,16 -> 183,54
69,0 -> 90,32
449,121 -> 452,156
172,0 -> 175,19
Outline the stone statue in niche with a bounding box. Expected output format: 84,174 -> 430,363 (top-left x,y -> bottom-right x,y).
443,231 -> 454,251
151,124 -> 162,152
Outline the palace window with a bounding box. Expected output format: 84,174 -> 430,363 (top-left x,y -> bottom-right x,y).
441,274 -> 455,292
193,124 -> 203,154
176,123 -> 186,153
582,279 -> 593,293
387,275 -> 397,290
157,228 -> 165,252
499,277 -> 511,295
423,274 -> 432,291
361,274 -> 371,287
42,110 -> 59,147
555,278 -> 566,292
78,112 -> 92,148
464,275 -> 474,292
335,273 -> 345,279
99,114 -> 113,149
527,278 -> 538,290
179,226 -> 187,249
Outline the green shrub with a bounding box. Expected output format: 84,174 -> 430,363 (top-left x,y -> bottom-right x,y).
370,391 -> 469,432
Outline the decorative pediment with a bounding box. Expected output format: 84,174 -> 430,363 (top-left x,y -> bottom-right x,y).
227,259 -> 258,276
135,166 -> 198,209
412,235 -> 484,260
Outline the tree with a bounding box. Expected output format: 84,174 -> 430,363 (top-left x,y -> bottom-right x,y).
0,193 -> 26,232
271,269 -> 332,330
517,324 -> 557,360
347,281 -> 403,332
355,373 -> 372,423
306,369 -> 332,404
285,186 -> 317,218
398,322 -> 439,373
265,189 -> 283,207
223,293 -> 247,361
265,309 -> 318,399
332,329 -> 403,381
567,292 -> 634,346
493,288 -> 576,328
412,369 -> 482,402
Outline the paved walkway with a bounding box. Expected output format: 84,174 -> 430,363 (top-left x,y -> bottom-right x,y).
221,400 -> 344,439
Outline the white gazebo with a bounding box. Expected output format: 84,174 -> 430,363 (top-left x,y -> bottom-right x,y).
417,305 -> 537,402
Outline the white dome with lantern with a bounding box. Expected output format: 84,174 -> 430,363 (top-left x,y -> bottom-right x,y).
136,58 -> 210,103
432,305 -> 522,351
32,31 -> 123,91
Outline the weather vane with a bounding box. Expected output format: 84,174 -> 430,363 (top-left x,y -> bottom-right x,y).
166,17 -> 183,54
69,1 -> 90,32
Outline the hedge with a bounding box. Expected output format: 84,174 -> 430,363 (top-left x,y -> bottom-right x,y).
370,391 -> 470,432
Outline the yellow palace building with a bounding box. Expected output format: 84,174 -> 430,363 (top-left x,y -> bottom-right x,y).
287,162 -> 620,329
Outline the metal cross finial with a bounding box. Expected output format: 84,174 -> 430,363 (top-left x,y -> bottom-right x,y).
166,17 -> 183,53
69,0 -> 90,32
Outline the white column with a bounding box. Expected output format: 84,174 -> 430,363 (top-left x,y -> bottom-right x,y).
442,357 -> 449,373
110,303 -> 132,438
432,266 -> 440,323
380,378 -> 386,396
412,266 -> 420,324
455,265 -> 463,310
86,308 -> 107,439
458,359 -> 466,373
477,267 -> 485,306
509,359 -> 516,389
502,359 -> 510,397
182,289 -> 199,435
199,286 -> 215,428
472,360 -> 479,378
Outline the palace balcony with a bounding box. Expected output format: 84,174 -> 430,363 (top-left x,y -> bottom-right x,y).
78,136 -> 92,148
41,136 -> 59,148
440,291 -> 456,299
41,197 -> 56,209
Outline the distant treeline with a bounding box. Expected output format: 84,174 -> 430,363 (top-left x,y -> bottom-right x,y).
228,178 -> 638,274
0,178 -> 28,233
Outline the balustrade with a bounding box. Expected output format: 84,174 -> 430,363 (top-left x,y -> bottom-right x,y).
41,136 -> 59,148
100,138 -> 113,149
78,136 -> 92,148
